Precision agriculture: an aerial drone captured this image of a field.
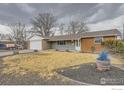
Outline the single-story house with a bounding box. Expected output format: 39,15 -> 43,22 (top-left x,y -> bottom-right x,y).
28,29 -> 121,52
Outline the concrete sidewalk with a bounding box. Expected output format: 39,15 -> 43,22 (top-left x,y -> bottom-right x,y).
0,51 -> 13,57
19,50 -> 34,54
0,50 -> 34,57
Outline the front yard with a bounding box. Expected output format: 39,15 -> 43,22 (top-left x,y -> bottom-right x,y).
0,50 -> 123,85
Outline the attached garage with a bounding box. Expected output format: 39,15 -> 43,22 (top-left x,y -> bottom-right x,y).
30,40 -> 42,50
29,35 -> 42,50
29,35 -> 50,50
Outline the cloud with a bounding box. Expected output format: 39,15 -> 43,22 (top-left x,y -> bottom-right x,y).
16,4 -> 36,14
117,4 -> 124,15
88,14 -> 124,32
0,3 -> 120,24
92,3 -> 105,9
58,13 -> 83,24
0,24 -> 33,35
87,3 -> 116,23
1,13 -> 124,35
1,3 -> 124,35
0,24 -> 11,34
88,9 -> 106,23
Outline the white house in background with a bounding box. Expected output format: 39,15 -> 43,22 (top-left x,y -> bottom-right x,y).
29,29 -> 121,52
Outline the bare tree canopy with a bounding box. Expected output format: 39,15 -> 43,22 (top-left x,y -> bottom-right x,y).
0,34 -> 11,40
69,21 -> 79,34
31,13 -> 57,36
9,22 -> 28,49
58,23 -> 65,35
68,17 -> 89,34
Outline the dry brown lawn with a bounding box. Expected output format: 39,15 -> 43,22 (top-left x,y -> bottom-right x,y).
1,50 -> 123,79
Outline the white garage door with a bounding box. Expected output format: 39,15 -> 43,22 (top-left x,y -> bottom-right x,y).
30,40 -> 42,50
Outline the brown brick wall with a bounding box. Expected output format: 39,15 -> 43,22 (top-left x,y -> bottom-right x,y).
81,36 -> 116,53
42,39 -> 50,50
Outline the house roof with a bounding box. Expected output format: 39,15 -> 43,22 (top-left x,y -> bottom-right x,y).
49,34 -> 79,41
0,40 -> 14,44
29,33 -> 50,40
48,29 -> 121,41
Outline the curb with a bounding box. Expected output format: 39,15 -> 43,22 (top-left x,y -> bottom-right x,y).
56,73 -> 92,85
112,64 -> 124,70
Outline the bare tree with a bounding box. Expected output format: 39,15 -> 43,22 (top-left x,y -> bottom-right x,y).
0,34 -> 11,40
78,21 -> 89,33
69,21 -> 79,34
31,13 -> 57,36
68,17 -> 89,34
9,22 -> 28,49
59,23 -> 65,35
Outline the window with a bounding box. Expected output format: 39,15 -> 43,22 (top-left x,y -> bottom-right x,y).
95,37 -> 103,44
117,36 -> 121,40
75,40 -> 80,47
75,41 -> 78,46
57,41 -> 66,45
71,40 -> 74,45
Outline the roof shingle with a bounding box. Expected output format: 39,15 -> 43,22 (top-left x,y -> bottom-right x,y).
48,29 -> 121,41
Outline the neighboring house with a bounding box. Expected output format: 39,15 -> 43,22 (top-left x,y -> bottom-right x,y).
29,29 -> 121,52
0,34 -> 15,49
0,40 -> 15,49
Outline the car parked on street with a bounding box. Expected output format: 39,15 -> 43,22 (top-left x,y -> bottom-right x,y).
0,43 -> 7,49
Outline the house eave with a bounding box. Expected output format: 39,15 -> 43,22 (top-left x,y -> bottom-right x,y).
49,34 -> 120,41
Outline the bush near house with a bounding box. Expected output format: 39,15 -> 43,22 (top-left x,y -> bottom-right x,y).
102,40 -> 124,53
91,46 -> 96,53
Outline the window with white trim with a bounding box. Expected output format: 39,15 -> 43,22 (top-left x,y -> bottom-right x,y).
57,41 -> 66,45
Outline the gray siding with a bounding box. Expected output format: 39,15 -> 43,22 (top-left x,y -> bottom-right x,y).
52,44 -> 76,51
51,41 -> 79,51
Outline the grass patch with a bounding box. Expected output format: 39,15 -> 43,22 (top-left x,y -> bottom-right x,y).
1,50 -> 123,79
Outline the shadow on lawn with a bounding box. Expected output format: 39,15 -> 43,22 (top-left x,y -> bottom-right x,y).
0,58 -> 7,69
57,63 -> 124,85
0,56 -> 47,85
0,71 -> 47,85
31,52 -> 51,56
0,57 -> 76,85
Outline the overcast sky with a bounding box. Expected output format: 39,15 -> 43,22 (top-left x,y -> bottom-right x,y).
0,3 -> 124,34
